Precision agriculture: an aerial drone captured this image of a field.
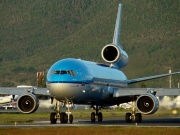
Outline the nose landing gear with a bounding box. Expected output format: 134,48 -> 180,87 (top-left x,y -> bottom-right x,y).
50,98 -> 74,124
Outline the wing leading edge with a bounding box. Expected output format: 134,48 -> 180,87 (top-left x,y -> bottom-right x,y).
0,87 -> 50,96
113,88 -> 180,97
126,71 -> 180,84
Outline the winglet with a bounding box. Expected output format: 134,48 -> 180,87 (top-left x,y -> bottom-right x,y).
113,4 -> 122,47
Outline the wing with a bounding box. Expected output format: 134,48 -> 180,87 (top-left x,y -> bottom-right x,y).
96,72 -> 180,88
126,71 -> 180,84
0,87 -> 50,96
113,88 -> 180,97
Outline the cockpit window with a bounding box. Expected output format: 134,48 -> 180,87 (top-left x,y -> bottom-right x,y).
52,70 -> 76,76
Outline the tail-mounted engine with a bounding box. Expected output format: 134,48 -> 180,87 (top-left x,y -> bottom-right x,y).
17,93 -> 39,114
101,44 -> 128,69
136,93 -> 159,115
101,4 -> 128,69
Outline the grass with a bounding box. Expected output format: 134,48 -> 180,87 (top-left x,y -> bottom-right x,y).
0,127 -> 179,135
0,0 -> 179,87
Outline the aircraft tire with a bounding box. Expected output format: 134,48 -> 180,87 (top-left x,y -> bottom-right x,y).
125,113 -> 132,123
135,113 -> 142,123
60,112 -> 68,123
69,114 -> 73,124
50,112 -> 57,124
60,112 -> 64,123
98,112 -> 103,122
64,113 -> 68,123
91,112 -> 96,122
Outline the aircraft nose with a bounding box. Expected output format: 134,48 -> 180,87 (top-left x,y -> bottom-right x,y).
45,58 -> 90,100
46,82 -> 62,97
46,71 -> 63,83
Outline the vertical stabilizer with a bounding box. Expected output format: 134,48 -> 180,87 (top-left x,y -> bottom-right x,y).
113,4 -> 122,47
101,4 -> 128,69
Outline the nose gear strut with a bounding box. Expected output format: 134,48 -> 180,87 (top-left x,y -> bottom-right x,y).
50,98 -> 74,124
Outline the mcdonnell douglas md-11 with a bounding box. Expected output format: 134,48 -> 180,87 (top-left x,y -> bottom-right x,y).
0,4 -> 179,124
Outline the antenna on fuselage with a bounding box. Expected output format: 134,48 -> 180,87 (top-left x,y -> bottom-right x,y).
113,4 -> 123,48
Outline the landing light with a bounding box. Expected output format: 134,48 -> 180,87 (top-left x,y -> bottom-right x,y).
172,110 -> 178,114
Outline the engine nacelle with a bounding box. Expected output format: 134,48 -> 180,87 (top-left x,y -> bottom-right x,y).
101,44 -> 128,69
136,93 -> 159,115
17,93 -> 39,114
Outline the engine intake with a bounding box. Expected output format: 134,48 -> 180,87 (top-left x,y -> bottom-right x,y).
136,93 -> 159,115
17,93 -> 39,114
101,44 -> 128,69
102,45 -> 119,62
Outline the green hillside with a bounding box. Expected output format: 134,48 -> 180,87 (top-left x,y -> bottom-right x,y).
0,0 -> 179,87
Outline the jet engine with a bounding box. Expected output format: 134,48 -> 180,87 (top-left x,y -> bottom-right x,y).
136,93 -> 159,115
101,44 -> 128,69
17,93 -> 39,114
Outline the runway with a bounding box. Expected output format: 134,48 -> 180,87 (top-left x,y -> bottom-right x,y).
0,108 -> 180,128
0,116 -> 180,128
35,116 -> 180,127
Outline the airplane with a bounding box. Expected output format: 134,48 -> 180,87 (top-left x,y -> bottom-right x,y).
0,95 -> 18,104
0,103 -> 17,110
0,4 -> 179,124
0,95 -> 18,109
0,95 -> 14,104
120,102 -> 132,110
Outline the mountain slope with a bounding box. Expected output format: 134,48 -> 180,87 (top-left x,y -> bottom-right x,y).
0,0 -> 179,87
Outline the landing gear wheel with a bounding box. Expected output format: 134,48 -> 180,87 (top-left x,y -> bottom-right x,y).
50,112 -> 57,124
97,112 -> 103,122
135,113 -> 142,123
91,112 -> 96,122
64,113 -> 68,123
60,112 -> 68,123
69,114 -> 73,124
125,113 -> 132,123
60,112 -> 64,123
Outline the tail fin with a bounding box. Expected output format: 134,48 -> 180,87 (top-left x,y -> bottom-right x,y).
113,4 -> 122,48
101,4 -> 128,69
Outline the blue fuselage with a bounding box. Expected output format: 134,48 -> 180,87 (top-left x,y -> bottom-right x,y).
46,58 -> 128,105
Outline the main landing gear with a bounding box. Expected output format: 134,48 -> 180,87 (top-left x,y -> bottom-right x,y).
91,105 -> 103,122
50,98 -> 73,124
125,101 -> 142,123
